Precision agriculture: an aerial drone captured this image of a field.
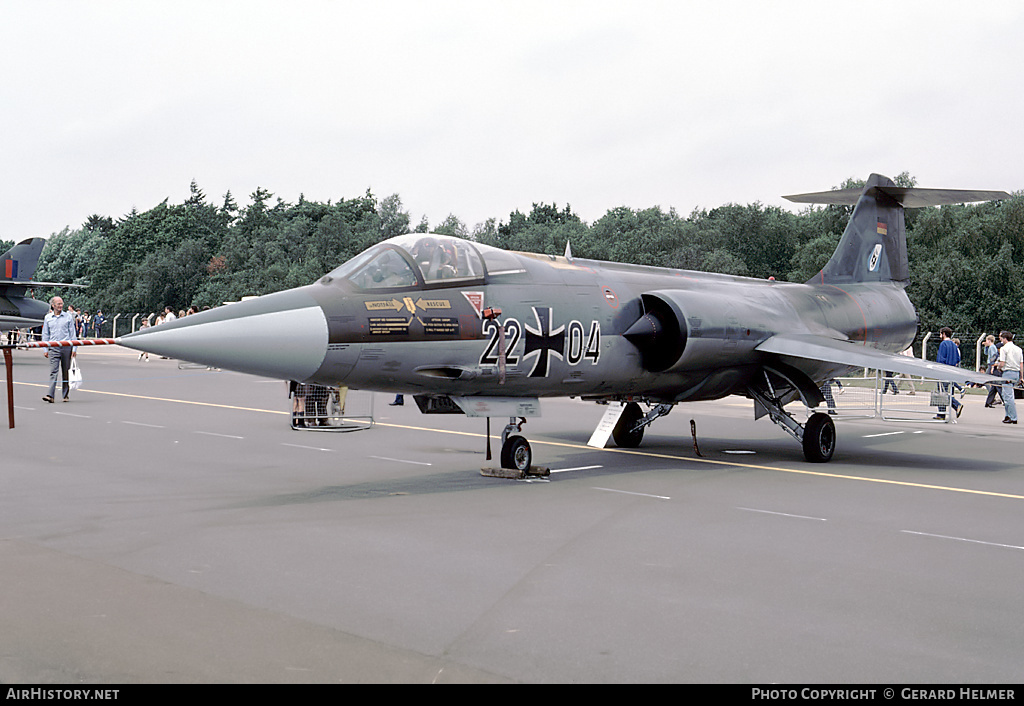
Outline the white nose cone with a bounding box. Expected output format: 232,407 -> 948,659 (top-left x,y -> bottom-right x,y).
118,294 -> 329,381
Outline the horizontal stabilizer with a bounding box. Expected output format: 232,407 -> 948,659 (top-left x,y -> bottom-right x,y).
784,186 -> 1010,208
756,334 -> 1000,386
0,279 -> 87,288
789,174 -> 1011,287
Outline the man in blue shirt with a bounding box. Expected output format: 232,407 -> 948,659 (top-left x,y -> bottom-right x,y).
41,295 -> 77,402
935,326 -> 962,419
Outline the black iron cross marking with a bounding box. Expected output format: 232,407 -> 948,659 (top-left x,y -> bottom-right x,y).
523,306 -> 565,378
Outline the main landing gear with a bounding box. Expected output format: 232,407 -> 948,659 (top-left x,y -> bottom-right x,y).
802,411 -> 837,463
612,401 -> 674,448
747,379 -> 836,463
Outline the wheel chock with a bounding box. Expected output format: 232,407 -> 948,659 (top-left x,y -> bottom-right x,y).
480,466 -> 550,479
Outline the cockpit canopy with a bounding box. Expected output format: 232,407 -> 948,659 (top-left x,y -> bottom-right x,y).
325,234 -> 524,290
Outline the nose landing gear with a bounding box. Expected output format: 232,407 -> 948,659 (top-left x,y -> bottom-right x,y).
481,416 -> 551,479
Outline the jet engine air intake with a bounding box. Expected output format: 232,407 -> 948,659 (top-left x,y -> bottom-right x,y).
624,290 -> 766,373
623,294 -> 686,372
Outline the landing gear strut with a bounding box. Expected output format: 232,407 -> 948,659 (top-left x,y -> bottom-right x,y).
748,375 -> 836,463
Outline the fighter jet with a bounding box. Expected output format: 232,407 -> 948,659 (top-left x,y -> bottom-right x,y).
117,174 -> 1008,467
1,238 -> 85,331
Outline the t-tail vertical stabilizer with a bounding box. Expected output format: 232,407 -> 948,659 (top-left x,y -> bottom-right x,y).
0,238 -> 46,282
784,173 -> 1009,286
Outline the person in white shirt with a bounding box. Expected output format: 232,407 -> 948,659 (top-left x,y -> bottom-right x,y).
41,296 -> 77,402
996,331 -> 1022,425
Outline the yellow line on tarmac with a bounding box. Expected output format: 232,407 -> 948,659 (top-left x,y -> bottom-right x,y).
14,380 -> 1024,501
369,420 -> 1024,501
14,380 -> 289,416
591,445 -> 1024,500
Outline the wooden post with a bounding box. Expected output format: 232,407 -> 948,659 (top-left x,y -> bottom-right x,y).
4,348 -> 14,429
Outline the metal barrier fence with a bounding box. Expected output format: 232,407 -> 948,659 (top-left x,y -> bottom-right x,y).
289,385 -> 374,432
814,371 -> 963,424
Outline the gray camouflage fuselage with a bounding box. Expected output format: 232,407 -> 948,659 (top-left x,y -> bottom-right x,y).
118,243 -> 916,403
315,255 -> 917,402
118,174 -> 1006,422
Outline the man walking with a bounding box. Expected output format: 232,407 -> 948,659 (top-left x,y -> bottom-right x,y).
996,331 -> 1022,425
983,334 -> 1003,408
935,327 -> 963,420
41,296 -> 77,403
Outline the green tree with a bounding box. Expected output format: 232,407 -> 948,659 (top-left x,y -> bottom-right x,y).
694,203 -> 797,279
787,232 -> 841,283
27,175 -> 1021,344
83,214 -> 115,237
434,214 -> 468,239
586,206 -> 680,265
379,194 -> 411,240
490,203 -> 586,256
35,226 -> 104,289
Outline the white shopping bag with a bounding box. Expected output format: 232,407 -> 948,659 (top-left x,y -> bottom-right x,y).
69,358 -> 83,391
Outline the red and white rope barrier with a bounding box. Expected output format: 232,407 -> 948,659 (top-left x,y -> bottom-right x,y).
15,338 -> 118,348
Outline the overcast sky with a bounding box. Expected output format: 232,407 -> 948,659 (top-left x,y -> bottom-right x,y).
2,0 -> 1021,243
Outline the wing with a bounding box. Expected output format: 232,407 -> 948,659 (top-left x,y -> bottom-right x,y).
756,334 -> 999,385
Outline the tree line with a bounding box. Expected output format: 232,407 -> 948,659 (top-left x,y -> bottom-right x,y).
22,174 -> 1024,338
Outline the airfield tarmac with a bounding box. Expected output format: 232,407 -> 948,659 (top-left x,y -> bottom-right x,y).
2,345 -> 1023,684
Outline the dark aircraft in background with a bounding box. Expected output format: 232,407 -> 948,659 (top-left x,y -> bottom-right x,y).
1,238 -> 84,331
118,174 -> 1008,467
